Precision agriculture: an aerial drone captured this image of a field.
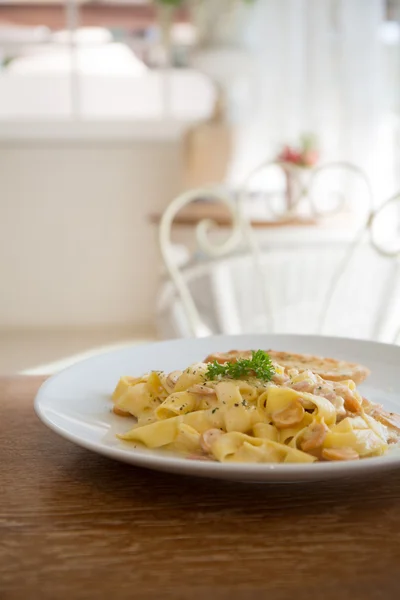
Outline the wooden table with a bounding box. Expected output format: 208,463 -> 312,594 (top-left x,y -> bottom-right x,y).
2,376 -> 400,600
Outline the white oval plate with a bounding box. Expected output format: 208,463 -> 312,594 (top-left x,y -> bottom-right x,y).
35,334 -> 400,482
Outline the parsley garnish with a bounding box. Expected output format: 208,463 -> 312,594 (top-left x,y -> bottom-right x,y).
205,350 -> 275,382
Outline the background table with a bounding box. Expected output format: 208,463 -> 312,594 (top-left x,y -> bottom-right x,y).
2,376 -> 400,600
149,201 -> 318,228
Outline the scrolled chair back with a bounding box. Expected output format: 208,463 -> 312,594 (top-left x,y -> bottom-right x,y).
157,161 -> 400,344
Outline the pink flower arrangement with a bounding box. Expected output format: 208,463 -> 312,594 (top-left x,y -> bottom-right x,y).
278,134 -> 319,168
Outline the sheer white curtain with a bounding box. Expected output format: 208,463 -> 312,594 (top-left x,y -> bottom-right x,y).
229,0 -> 398,205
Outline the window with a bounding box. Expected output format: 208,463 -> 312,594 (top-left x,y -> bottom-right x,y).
0,0 -> 214,121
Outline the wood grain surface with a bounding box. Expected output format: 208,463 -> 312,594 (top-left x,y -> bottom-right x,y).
1,376 -> 400,600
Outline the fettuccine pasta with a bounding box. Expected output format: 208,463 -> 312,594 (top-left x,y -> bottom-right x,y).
111,350 -> 400,463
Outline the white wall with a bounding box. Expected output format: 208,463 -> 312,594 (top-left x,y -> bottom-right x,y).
0,137 -> 182,330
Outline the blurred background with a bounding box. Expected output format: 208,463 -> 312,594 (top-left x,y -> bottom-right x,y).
1,0 -> 400,374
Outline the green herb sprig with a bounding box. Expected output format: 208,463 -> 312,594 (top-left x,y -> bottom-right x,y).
206,350 -> 274,382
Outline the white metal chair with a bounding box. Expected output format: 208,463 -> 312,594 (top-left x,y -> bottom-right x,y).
157,162 -> 400,344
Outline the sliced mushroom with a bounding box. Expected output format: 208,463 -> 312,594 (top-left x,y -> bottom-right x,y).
164,370 -> 182,392
322,447 -> 359,461
334,384 -> 361,413
297,396 -> 316,410
272,372 -> 290,386
313,384 -> 337,403
187,384 -> 216,396
113,406 -> 131,417
200,428 -> 224,453
300,421 -> 329,452
291,379 -> 315,393
271,401 -> 304,429
343,396 -> 362,413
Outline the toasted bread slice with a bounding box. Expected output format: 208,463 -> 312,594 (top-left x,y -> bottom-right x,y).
204,349 -> 370,385
266,350 -> 370,384
204,350 -> 252,365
